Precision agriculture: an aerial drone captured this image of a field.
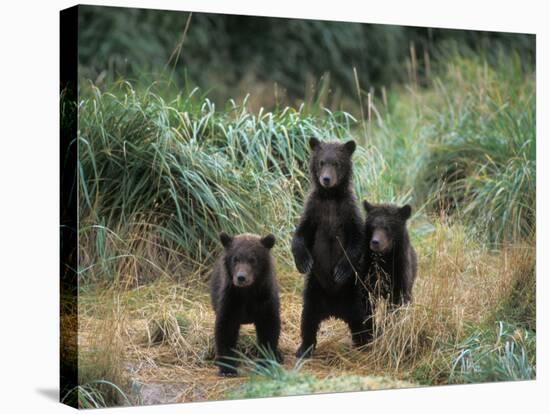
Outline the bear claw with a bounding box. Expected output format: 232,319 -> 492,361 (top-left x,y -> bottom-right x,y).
218,366 -> 238,377
295,252 -> 313,274
333,261 -> 353,284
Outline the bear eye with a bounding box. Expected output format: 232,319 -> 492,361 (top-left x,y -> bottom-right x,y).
249,257 -> 257,265
232,256 -> 239,264
319,160 -> 325,167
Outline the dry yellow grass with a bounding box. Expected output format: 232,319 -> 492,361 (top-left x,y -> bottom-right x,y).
77,218 -> 535,405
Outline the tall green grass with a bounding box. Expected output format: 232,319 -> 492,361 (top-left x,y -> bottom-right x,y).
78,52 -> 535,287
78,82 -> 398,284
369,53 -> 535,244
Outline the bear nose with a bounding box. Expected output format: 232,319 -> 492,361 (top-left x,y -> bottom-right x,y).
371,239 -> 380,249
237,274 -> 246,283
322,176 -> 331,185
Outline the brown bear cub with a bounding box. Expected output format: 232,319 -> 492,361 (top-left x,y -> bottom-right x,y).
292,137 -> 370,358
210,232 -> 282,376
361,201 -> 417,308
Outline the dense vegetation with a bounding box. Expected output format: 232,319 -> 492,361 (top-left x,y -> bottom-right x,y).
77,52 -> 535,279
64,6 -> 536,408
78,5 -> 535,110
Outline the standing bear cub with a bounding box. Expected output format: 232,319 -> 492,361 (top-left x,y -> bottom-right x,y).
361,201 -> 417,307
210,232 -> 282,376
292,137 -> 371,358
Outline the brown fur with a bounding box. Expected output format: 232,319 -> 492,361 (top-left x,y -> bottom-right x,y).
361,201 -> 417,306
210,232 -> 282,376
292,138 -> 371,358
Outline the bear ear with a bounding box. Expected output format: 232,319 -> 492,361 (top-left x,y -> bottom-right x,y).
399,205 -> 412,220
219,232 -> 233,248
309,137 -> 321,151
363,200 -> 374,213
260,234 -> 276,249
344,140 -> 356,155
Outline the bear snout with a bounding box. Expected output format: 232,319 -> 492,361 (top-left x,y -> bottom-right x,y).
232,263 -> 254,287
370,229 -> 392,253
319,166 -> 337,188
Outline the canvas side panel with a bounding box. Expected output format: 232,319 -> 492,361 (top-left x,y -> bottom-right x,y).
60,5 -> 78,408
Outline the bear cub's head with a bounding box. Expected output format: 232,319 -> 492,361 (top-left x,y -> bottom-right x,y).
219,232 -> 276,288
309,137 -> 356,190
363,200 -> 412,254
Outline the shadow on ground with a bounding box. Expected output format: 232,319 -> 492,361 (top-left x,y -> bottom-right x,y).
36,388 -> 59,402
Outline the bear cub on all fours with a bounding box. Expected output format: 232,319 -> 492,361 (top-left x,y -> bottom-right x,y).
292,137 -> 370,359
361,200 -> 417,309
210,232 -> 282,376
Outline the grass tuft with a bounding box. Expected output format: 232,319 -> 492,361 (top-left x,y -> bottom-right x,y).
450,322 -> 535,383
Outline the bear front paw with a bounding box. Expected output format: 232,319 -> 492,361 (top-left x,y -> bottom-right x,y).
333,259 -> 354,284
294,250 -> 313,274
218,364 -> 238,377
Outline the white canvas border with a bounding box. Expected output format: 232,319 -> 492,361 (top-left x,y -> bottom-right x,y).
0,0 -> 546,412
